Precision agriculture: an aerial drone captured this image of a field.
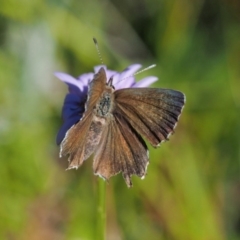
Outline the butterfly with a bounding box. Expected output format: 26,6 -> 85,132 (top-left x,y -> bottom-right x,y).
59,66 -> 185,187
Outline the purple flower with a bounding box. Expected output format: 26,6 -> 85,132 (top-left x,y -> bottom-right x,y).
55,64 -> 158,145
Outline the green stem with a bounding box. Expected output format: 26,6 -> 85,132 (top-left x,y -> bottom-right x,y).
96,178 -> 106,240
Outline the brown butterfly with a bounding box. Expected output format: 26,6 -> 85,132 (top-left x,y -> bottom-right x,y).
60,67 -> 185,187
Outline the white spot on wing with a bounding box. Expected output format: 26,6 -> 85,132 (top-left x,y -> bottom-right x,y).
94,172 -> 107,181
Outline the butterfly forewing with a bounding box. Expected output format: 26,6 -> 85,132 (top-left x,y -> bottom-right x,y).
60,68 -> 108,169
85,67 -> 107,111
114,88 -> 185,147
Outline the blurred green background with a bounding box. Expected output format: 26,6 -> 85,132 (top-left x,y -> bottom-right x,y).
0,0 -> 240,239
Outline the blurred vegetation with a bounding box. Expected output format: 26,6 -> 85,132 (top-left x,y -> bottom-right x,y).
0,0 -> 240,239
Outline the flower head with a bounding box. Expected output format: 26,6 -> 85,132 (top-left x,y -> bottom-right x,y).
55,64 -> 158,145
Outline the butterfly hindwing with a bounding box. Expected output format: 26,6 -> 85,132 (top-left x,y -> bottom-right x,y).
93,113 -> 148,187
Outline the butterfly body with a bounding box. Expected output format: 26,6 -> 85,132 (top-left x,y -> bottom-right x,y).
95,88 -> 114,118
60,67 -> 185,187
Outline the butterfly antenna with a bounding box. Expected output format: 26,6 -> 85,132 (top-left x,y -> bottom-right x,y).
119,64 -> 156,83
134,64 -> 156,76
93,37 -> 104,65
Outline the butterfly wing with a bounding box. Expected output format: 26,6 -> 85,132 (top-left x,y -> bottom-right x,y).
85,67 -> 107,111
60,68 -> 107,168
93,114 -> 148,187
114,88 -> 185,147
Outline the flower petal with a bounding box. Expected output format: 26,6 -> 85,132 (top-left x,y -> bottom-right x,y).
113,64 -> 142,89
114,76 -> 135,89
133,76 -> 158,88
55,72 -> 83,93
77,73 -> 94,86
62,94 -> 85,121
120,64 -> 142,79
